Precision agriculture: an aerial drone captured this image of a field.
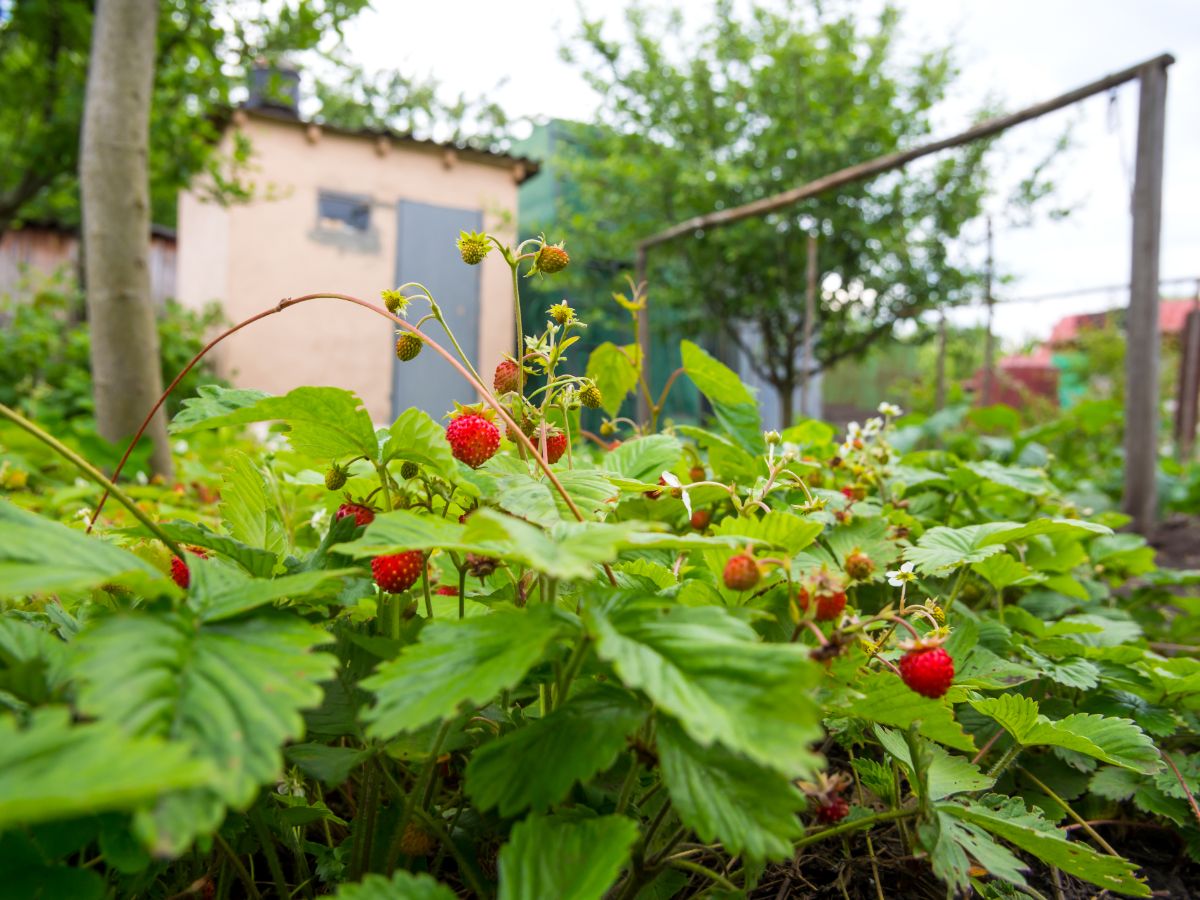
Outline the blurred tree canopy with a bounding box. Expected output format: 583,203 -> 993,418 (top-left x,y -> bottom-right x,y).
0,0 -> 506,237
560,0 -> 1055,425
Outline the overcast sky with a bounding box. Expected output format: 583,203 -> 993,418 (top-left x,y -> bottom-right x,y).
343,1 -> 1198,345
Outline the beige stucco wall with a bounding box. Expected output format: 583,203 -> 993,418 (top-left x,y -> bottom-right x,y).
177,115 -> 519,422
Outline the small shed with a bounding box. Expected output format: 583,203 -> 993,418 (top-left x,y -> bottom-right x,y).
176,106 -> 537,423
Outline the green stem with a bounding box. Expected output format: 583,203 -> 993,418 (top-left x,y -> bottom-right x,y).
987,743 -> 1022,780
0,402 -> 184,558
350,760 -> 382,879
412,806 -> 491,900
668,858 -> 739,893
249,804 -> 289,900
384,718 -> 453,874
615,753 -> 641,816
793,807 -> 918,850
942,567 -> 970,616
458,567 -> 466,620
433,306 -> 484,387
214,834 -> 262,900
511,262 -> 525,396
1019,767 -> 1120,856
554,637 -> 591,708
375,463 -> 393,513
422,557 -> 433,619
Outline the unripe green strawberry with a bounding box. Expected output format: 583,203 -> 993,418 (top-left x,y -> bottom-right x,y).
457,230 -> 491,265
400,461 -> 419,480
534,243 -> 569,274
324,464 -> 348,491
723,554 -> 760,591
845,550 -> 874,581
579,382 -> 602,409
396,332 -> 423,361
494,358 -> 520,395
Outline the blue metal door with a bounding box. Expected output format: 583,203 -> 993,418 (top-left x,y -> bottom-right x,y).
392,201 -> 483,419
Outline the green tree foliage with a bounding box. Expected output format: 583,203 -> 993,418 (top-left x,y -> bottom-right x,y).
560,1 -> 1012,424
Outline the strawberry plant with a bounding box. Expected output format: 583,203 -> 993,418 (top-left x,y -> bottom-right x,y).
0,232 -> 1198,898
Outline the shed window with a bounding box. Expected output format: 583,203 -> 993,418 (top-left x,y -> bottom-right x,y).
318,191 -> 371,232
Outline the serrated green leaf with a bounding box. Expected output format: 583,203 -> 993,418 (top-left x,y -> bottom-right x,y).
285,743 -> 371,788
466,684 -> 646,816
497,470 -> 617,526
658,718 -> 804,862
929,810 -> 1030,892
839,672 -> 974,752
219,451 -> 286,555
584,595 -> 821,775
498,814 -> 638,900
712,510 -> 823,556
875,727 -> 993,799
973,554 -> 1041,591
158,520 -> 279,578
333,871 -> 457,900
73,612 -> 337,854
601,435 -> 682,482
941,798 -> 1149,896
381,408 -> 459,475
168,384 -> 272,433
680,340 -> 762,453
586,342 -> 640,417
969,694 -> 1159,773
171,386 -> 379,461
363,605 -> 566,738
0,500 -> 173,598
189,560 -> 358,622
907,519 -> 1112,574
957,461 -> 1051,496
1089,766 -> 1140,802
0,709 -> 211,830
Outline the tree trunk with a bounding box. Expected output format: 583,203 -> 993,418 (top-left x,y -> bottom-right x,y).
80,0 -> 172,477
778,378 -> 795,430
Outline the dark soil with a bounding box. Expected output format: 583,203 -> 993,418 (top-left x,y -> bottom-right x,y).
1150,513 -> 1200,571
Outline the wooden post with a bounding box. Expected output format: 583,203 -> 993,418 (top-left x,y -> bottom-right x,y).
981,216 -> 995,406
1176,304 -> 1200,461
799,234 -> 818,418
935,310 -> 948,410
635,245 -> 651,424
1123,60 -> 1169,533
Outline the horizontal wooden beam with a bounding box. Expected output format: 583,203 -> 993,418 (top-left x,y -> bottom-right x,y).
638,53 -> 1174,250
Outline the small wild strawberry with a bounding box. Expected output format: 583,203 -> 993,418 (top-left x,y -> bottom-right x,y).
899,644 -> 955,699
723,554 -> 760,592
494,358 -> 520,395
395,332 -> 423,361
845,550 -> 875,581
446,406 -> 501,468
816,796 -> 850,824
579,382 -> 602,409
170,546 -> 208,589
336,502 -> 376,528
324,463 -> 348,491
538,426 -> 568,464
688,465 -> 705,482
399,822 -> 437,857
372,551 -> 425,594
400,461 -> 419,480
533,242 -> 569,275
435,585 -> 458,596
647,475 -> 668,500
457,230 -> 491,266
690,509 -> 711,530
798,588 -> 847,622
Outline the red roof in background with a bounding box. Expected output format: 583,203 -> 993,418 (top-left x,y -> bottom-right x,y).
1048,298 -> 1199,345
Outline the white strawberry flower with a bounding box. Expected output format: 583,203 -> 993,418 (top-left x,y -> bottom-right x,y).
660,471 -> 692,517
887,561 -> 917,586
878,401 -> 903,417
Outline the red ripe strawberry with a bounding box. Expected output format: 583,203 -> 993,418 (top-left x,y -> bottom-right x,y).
816,796 -> 850,825
688,465 -> 705,482
169,546 -> 208,589
845,550 -> 874,581
540,427 -> 568,464
723,554 -> 760,591
647,475 -> 668,500
798,588 -> 847,622
899,646 -> 955,699
494,358 -> 520,395
336,502 -> 375,527
372,551 -> 425,594
446,413 -> 500,468
435,585 -> 458,596
690,509 -> 711,530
